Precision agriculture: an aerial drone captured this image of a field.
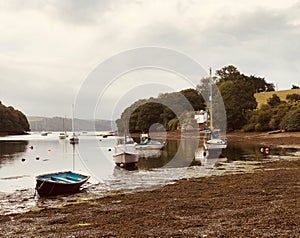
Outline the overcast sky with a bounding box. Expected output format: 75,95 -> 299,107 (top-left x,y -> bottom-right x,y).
1,0 -> 300,120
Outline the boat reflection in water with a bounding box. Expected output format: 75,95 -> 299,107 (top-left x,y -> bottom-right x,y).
194,146 -> 227,168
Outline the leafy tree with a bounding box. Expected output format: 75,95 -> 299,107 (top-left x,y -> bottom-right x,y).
179,88 -> 205,111
286,93 -> 300,102
216,65 -> 274,93
280,108 -> 300,131
267,94 -> 282,107
218,80 -> 257,131
135,102 -> 164,132
216,65 -> 244,82
0,102 -> 30,134
167,118 -> 179,131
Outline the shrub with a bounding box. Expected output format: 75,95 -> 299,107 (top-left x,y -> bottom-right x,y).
280,108 -> 300,131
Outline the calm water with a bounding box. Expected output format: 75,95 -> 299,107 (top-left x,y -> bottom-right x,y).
0,132 -> 298,215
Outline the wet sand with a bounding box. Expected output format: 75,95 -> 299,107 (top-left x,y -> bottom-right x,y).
226,131 -> 300,147
1,132 -> 300,237
138,131 -> 300,147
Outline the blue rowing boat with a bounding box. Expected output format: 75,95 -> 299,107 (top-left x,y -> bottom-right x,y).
35,171 -> 90,197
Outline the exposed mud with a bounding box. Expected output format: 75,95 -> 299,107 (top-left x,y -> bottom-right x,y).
1,159 -> 299,237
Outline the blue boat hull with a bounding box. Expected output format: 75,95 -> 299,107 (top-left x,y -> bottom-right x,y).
35,171 -> 90,197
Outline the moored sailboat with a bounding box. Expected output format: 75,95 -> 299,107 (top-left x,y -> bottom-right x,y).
70,105 -> 79,144
204,68 -> 227,151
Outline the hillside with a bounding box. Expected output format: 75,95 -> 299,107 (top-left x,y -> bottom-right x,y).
0,102 -> 30,135
28,116 -> 115,132
254,88 -> 300,108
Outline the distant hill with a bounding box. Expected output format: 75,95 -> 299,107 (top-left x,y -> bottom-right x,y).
254,88 -> 300,108
28,116 -> 115,132
0,101 -> 30,135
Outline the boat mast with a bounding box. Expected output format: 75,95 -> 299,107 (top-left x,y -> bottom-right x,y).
72,104 -> 75,136
209,68 -> 213,131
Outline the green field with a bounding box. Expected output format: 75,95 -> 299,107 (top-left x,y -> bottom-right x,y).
254,88 -> 300,108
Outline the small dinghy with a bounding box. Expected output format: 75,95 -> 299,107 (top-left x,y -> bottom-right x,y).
135,133 -> 165,150
35,171 -> 90,197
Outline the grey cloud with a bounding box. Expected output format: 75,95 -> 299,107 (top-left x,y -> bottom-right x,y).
49,0 -> 113,24
1,0 -> 115,25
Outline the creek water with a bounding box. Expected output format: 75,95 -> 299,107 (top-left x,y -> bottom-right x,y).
0,132 -> 298,215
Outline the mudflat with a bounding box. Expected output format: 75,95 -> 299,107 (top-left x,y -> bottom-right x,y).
141,131 -> 300,147
1,158 -> 299,237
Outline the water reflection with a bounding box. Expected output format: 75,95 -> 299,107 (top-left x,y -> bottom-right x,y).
0,133 -> 299,215
222,142 -> 295,162
0,141 -> 28,167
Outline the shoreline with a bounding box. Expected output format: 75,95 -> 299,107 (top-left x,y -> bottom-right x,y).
139,130 -> 300,147
1,131 -> 300,237
1,159 -> 299,237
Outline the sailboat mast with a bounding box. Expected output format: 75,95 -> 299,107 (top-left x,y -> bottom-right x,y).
72,104 -> 75,136
209,68 -> 213,131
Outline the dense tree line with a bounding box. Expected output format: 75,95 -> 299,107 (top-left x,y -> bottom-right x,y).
116,89 -> 204,133
243,94 -> 300,132
0,101 -> 30,134
117,65 -> 300,133
197,65 -> 274,131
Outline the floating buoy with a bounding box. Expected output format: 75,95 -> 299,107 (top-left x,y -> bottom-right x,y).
36,157 -> 40,160
108,148 -> 111,151
21,158 -> 26,162
265,147 -> 270,154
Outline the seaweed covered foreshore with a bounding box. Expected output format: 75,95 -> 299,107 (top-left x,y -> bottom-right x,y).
1,158 -> 299,237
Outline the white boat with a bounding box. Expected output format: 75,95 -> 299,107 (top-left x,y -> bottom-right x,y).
113,136 -> 138,168
59,117 -> 69,139
204,138 -> 227,150
59,133 -> 66,139
135,134 -> 165,150
204,68 -> 227,150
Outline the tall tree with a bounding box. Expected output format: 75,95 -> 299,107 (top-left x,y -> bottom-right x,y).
218,80 -> 257,131
216,65 -> 243,82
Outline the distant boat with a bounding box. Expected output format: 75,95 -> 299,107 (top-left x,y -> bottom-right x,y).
59,132 -> 68,139
70,135 -> 79,144
41,131 -> 48,136
100,131 -> 117,138
59,117 -> 68,139
135,133 -> 165,150
113,136 -> 138,168
35,171 -> 90,197
70,104 -> 79,144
